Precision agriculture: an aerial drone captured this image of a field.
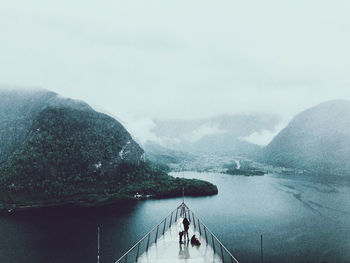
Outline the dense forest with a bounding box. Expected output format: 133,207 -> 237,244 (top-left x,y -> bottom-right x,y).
0,90 -> 217,210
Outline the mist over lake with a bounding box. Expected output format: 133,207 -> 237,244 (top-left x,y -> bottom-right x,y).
0,171 -> 348,263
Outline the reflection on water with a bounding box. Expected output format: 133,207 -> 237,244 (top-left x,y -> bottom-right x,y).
0,172 -> 349,263
178,241 -> 190,259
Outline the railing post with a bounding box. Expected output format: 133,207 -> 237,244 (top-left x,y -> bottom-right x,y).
97,226 -> 100,263
220,243 -> 225,263
135,243 -> 140,262
192,212 -> 196,230
175,207 -> 178,222
204,226 -> 208,244
169,212 -> 173,228
155,225 -> 159,243
146,233 -> 150,252
260,234 -> 264,263
212,235 -> 215,254
163,218 -> 167,235
197,219 -> 201,235
124,253 -> 127,263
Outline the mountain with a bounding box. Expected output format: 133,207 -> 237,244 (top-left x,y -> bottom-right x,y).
261,100 -> 350,176
148,114 -> 281,157
0,89 -> 144,166
188,135 -> 262,157
143,141 -> 196,168
0,89 -> 217,210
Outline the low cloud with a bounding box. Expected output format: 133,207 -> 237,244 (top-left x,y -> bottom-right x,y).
123,117 -> 162,145
124,113 -> 283,149
240,120 -> 289,146
184,125 -> 227,143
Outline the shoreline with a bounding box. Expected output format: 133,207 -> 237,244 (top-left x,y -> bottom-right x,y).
0,191 -> 218,214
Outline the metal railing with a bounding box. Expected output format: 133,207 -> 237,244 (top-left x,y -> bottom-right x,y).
183,203 -> 240,263
115,203 -> 182,263
114,202 -> 240,263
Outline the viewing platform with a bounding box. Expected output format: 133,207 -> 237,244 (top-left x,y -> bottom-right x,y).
115,202 -> 239,263
138,218 -> 222,263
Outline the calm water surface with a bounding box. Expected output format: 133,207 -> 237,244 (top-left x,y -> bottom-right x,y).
0,172 -> 349,263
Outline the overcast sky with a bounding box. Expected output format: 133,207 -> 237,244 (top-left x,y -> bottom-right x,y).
1,0 -> 350,143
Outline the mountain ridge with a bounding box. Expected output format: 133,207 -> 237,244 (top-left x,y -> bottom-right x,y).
145,113 -> 281,157
0,89 -> 218,210
260,99 -> 350,176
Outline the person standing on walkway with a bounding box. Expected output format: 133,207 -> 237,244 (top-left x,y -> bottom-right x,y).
183,217 -> 190,241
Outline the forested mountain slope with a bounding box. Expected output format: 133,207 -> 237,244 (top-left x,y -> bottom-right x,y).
0,89 -> 217,210
261,100 -> 350,176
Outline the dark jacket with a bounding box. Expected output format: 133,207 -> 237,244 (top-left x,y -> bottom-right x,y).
183,218 -> 190,231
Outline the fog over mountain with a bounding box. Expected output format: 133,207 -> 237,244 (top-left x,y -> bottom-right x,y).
1,2 -> 350,263
261,100 -> 350,176
141,113 -> 281,157
2,1 -> 350,131
0,89 -> 217,209
0,89 -> 96,163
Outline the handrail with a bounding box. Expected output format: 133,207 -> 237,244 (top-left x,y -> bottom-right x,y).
114,203 -> 183,263
184,203 -> 240,263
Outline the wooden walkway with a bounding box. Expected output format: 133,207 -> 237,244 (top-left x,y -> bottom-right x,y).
138,219 -> 223,263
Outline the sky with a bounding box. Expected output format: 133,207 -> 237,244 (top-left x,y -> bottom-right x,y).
1,0 -> 350,144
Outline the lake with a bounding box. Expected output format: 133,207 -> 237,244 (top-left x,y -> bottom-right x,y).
0,172 -> 349,263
